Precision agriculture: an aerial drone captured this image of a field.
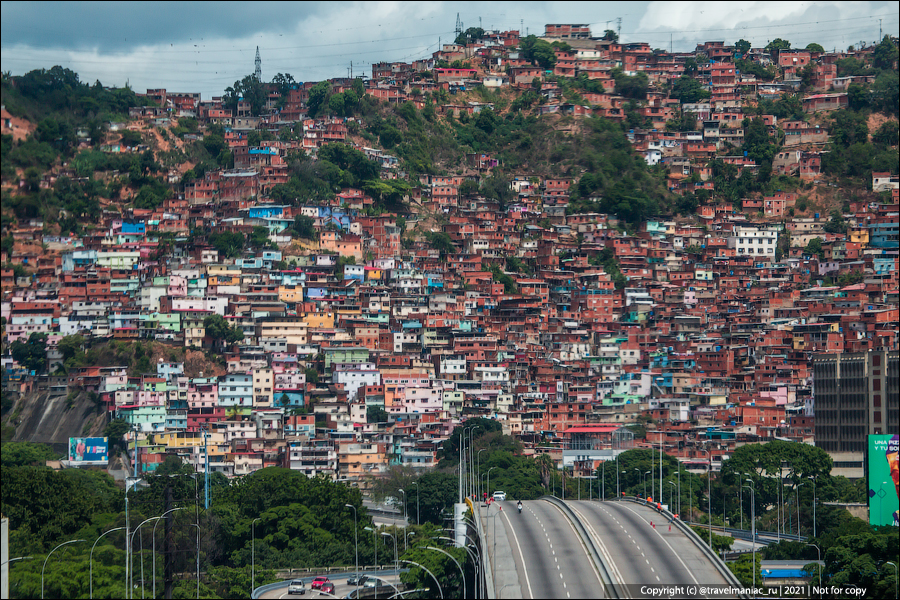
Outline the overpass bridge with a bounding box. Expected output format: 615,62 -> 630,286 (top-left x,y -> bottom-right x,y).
470,496 -> 747,599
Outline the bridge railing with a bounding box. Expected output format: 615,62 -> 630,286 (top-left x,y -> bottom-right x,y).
619,496 -> 750,599
542,495 -> 620,600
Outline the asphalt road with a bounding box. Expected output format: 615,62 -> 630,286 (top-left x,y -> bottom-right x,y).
494,499 -> 607,599
258,573 -> 402,599
568,501 -> 737,599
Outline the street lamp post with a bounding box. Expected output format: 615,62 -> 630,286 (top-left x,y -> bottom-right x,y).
601,461 -> 605,500
381,531 -> 398,576
345,505 -> 359,599
191,523 -> 200,599
152,507 -> 185,600
42,539 -> 85,599
805,543 -> 822,596
701,447 -> 712,549
424,546 -> 465,599
884,562 -> 898,600
669,481 -> 676,510
91,528 -> 125,599
130,515 -> 164,598
123,475 -> 140,600
398,489 -> 407,551
744,479 -> 757,589
364,527 -> 377,600
486,466 -> 497,499
477,449 -> 487,499
411,480 -> 420,525
251,517 -> 261,598
400,559 -> 444,600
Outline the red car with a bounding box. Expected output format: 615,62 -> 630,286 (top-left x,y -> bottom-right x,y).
320,581 -> 336,595
310,576 -> 330,590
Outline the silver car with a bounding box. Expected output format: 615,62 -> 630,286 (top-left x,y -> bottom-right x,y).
288,579 -> 306,595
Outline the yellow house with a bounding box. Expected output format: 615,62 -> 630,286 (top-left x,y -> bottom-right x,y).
849,228 -> 869,245
301,310 -> 335,328
278,285 -> 304,304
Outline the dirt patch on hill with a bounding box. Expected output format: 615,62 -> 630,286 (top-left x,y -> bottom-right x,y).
867,112 -> 893,139
1,113 -> 36,142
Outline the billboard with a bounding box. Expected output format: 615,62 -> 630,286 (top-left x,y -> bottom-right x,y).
68,437 -> 109,463
868,434 -> 899,527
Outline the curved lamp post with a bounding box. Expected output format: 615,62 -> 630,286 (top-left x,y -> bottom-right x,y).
152,507 -> 185,599
884,562 -> 897,600
381,531 -> 398,576
91,527 -> 125,599
486,466 -> 498,499
398,489 -> 407,551
805,543 -> 822,596
411,480 -> 420,525
42,539 -> 85,599
251,517 -> 261,598
345,504 -> 359,599
400,559 -> 444,600
424,546 -> 465,599
743,479 -> 756,589
437,536 -> 479,600
365,527 -> 378,600
190,523 -> 200,599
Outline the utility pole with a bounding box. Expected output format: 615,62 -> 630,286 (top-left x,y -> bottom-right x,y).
617,17 -> 622,42
164,485 -> 174,599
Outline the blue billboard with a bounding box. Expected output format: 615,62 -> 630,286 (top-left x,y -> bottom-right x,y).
68,437 -> 109,463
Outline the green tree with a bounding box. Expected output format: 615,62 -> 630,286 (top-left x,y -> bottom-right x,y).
805,43 -> 825,53
306,81 -> 330,118
208,231 -> 246,258
366,406 -> 389,423
672,76 -> 712,103
247,225 -> 274,249
805,237 -> 824,259
872,35 -> 899,71
203,314 -> 245,345
602,29 -> 618,42
10,332 -> 48,373
291,214 -> 317,239
0,441 -> 57,467
735,39 -> 752,54
765,38 -> 791,54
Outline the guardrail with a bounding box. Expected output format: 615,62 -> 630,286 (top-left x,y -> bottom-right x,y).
542,495 -> 620,600
252,569 -> 402,599
686,521 -> 807,544
620,496 -> 749,599
466,495 -> 494,600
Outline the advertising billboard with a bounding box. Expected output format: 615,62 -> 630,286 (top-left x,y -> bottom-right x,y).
868,434 -> 899,527
68,437 -> 109,463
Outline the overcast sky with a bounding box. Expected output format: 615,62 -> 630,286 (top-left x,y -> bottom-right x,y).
2,1 -> 897,99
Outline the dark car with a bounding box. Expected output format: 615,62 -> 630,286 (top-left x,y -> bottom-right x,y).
320,581 -> 336,594
310,576 -> 330,590
347,573 -> 361,585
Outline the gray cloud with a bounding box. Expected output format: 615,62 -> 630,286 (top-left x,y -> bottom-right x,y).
1,1 -> 895,99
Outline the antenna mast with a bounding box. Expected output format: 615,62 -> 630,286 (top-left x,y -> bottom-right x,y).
255,46 -> 262,80
455,13 -> 464,39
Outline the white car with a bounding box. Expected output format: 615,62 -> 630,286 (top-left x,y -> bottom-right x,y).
492,491 -> 507,501
288,579 -> 306,595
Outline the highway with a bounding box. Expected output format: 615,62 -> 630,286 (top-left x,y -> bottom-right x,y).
257,573 -> 402,599
485,500 -> 607,599
568,500 -> 737,598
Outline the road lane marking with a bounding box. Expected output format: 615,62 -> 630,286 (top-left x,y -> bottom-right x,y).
567,502 -> 625,587
613,503 -> 705,592
501,504 -> 534,599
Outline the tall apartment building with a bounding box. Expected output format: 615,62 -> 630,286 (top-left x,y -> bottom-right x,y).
813,349 -> 899,477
